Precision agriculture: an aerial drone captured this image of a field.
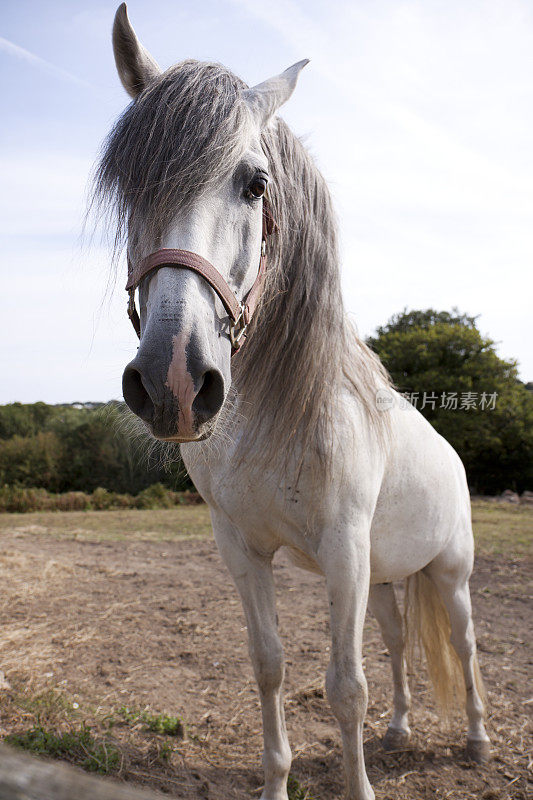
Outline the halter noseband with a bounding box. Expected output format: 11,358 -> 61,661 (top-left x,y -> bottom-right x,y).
125,199 -> 275,353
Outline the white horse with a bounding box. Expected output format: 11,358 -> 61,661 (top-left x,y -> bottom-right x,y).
96,6 -> 490,798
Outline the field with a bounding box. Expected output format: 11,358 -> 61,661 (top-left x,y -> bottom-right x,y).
0,500 -> 531,799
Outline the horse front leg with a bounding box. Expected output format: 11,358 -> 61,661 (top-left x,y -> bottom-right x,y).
318,528 -> 374,800
213,517 -> 291,800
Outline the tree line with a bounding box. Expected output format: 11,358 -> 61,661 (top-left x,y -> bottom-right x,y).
0,310 -> 531,499
0,401 -> 191,496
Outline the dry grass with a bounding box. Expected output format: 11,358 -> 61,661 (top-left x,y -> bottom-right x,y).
471,501 -> 532,557
0,507 -> 212,542
0,499 -> 530,555
0,500 -> 530,799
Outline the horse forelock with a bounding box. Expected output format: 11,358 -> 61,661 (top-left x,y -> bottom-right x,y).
92,60 -> 251,262
92,59 -> 390,481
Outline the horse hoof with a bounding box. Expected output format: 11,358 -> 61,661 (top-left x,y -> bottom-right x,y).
466,738 -> 490,764
382,726 -> 411,751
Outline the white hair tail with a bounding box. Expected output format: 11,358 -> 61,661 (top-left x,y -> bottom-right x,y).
404,571 -> 485,716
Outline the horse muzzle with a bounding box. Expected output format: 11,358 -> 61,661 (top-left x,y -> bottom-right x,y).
122,340 -> 226,441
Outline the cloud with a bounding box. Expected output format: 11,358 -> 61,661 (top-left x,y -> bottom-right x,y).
0,35 -> 91,88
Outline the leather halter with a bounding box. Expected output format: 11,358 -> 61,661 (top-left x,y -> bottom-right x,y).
125,199 -> 275,352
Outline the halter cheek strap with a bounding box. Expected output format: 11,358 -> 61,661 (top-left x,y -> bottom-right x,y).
125,199 -> 275,352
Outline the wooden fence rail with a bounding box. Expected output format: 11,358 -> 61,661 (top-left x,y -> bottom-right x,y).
0,744 -> 171,800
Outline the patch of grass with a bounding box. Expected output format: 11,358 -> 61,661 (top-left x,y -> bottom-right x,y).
118,706 -> 184,737
116,705 -> 140,726
0,506 -> 212,542
143,712 -> 183,737
158,741 -> 174,762
3,690 -> 182,778
5,724 -> 120,774
287,774 -> 316,800
471,500 -> 533,558
13,687 -> 77,723
2,500 -> 529,553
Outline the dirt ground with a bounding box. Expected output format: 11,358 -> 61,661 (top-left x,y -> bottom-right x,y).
0,509 -> 531,799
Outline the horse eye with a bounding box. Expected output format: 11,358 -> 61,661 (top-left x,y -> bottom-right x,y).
245,176 -> 267,200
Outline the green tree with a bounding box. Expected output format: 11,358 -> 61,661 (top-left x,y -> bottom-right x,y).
0,402 -> 192,495
0,431 -> 63,491
0,402 -> 55,439
367,309 -> 533,493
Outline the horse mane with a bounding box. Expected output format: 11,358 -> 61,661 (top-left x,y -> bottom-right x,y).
93,60 -> 390,478
236,119 -> 390,474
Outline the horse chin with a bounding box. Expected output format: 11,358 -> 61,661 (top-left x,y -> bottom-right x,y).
152,418 -> 217,444
188,420 -> 218,442
158,433 -> 211,444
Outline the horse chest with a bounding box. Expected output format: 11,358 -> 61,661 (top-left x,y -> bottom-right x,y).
181,446 -> 319,551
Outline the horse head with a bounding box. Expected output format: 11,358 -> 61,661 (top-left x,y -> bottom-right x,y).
110,4 -> 307,442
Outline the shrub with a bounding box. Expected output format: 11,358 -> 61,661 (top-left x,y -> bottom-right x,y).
135,483 -> 176,509
54,492 -> 92,512
0,483 -> 203,513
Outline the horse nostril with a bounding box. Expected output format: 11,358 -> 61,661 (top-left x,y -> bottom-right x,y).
192,369 -> 225,423
122,366 -> 155,423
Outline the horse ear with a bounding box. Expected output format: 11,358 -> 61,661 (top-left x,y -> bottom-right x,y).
112,3 -> 161,99
243,59 -> 309,127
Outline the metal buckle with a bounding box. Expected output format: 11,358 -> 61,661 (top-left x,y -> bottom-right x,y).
229,304 -> 248,350
127,288 -> 136,319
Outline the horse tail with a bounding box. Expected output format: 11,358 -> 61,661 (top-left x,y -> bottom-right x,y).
404,570 -> 479,716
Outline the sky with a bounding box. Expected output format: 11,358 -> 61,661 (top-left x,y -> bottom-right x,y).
1,0 -> 532,403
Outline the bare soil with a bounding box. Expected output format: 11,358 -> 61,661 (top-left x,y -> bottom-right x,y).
0,521 -> 531,799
